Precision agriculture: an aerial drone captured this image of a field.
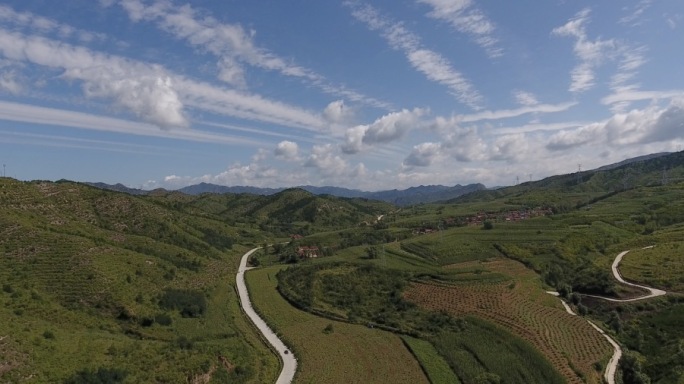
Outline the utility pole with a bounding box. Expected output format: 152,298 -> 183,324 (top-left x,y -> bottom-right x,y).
662,166 -> 669,186
2,164 -> 5,178
576,164 -> 582,185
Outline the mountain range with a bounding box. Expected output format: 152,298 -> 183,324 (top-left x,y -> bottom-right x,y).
85,152 -> 677,206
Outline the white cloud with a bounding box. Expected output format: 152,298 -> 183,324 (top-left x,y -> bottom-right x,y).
547,98 -> 684,151
341,108 -> 426,154
305,144 -> 349,176
601,90 -> 684,106
323,100 -> 354,124
443,128 -> 487,162
347,2 -> 482,109
118,0 -> 391,109
417,0 -> 502,58
0,70 -> 22,94
403,142 -> 441,167
619,0 -> 653,26
459,102 -> 576,123
0,100 -> 257,145
341,125 -> 366,154
513,90 -> 539,106
0,29 -> 189,129
488,133 -> 528,161
274,140 -> 300,160
363,108 -> 426,145
0,4 -> 107,44
552,8 -> 617,93
608,46 -> 648,112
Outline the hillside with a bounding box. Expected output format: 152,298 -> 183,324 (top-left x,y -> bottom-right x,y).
0,179 -> 278,382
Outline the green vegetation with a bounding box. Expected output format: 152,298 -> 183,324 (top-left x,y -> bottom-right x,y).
277,262 -> 566,383
0,179 -> 278,382
4,151 -> 684,383
431,317 -> 564,384
401,336 -> 461,384
245,265 -> 429,384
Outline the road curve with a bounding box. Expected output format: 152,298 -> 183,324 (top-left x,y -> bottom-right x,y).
236,247 -> 297,384
549,248 -> 666,384
586,249 -> 667,302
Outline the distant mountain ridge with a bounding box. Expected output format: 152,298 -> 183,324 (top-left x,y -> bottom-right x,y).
85,151 -> 681,206
177,183 -> 487,206
86,181 -> 486,206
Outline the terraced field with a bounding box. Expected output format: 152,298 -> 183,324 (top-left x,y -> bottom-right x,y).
404,259 -> 612,384
246,266 -> 428,384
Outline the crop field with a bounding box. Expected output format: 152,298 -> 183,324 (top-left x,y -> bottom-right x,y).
430,316 -> 565,384
401,336 -> 461,384
245,265 -> 428,384
619,242 -> 684,292
403,259 -> 612,384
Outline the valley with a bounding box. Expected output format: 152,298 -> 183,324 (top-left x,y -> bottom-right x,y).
2,151 -> 684,383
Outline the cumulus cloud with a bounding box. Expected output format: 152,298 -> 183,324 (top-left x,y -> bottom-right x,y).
274,140 -> 299,160
0,28 -> 188,128
417,0 -> 502,58
547,99 -> 684,151
305,144 -> 349,176
552,8 -> 617,93
346,2 -> 482,109
323,100 -> 354,124
341,108 -> 426,154
341,125 -> 367,154
403,142 -> 441,167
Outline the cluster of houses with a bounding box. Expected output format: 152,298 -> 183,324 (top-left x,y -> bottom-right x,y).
412,207 -> 553,234
465,207 -> 553,226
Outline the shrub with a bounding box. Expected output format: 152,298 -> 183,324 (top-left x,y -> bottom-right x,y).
64,367 -> 128,384
158,289 -> 207,318
154,312 -> 173,326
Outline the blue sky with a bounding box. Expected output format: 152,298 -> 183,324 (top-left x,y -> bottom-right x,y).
0,0 -> 683,190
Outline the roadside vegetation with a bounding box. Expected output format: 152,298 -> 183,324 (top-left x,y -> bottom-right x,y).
3,151 -> 684,383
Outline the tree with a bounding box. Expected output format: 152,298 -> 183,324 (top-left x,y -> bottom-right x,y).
365,246 -> 380,259
483,220 -> 494,230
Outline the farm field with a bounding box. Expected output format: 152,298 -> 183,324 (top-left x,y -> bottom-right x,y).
619,242 -> 684,292
403,258 -> 612,384
401,336 -> 460,384
244,265 -> 428,384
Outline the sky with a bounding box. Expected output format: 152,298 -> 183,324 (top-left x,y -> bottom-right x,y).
0,0 -> 683,191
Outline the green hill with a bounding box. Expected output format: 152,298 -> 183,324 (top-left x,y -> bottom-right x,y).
0,179 -> 277,382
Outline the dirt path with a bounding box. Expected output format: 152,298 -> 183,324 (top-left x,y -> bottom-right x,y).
236,248 -> 297,384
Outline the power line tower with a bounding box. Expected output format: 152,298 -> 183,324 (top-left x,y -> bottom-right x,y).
662,166 -> 669,186
516,176 -> 519,185
576,164 -> 582,185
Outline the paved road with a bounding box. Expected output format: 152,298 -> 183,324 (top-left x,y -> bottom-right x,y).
549,248 -> 666,384
585,249 -> 666,302
236,248 -> 297,384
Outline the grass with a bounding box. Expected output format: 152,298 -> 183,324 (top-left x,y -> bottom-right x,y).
401,336 -> 460,384
245,265 -> 428,384
0,179 -> 279,382
619,241 -> 684,292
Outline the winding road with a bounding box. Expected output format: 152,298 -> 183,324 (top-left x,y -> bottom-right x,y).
548,247 -> 666,384
236,248 -> 297,384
